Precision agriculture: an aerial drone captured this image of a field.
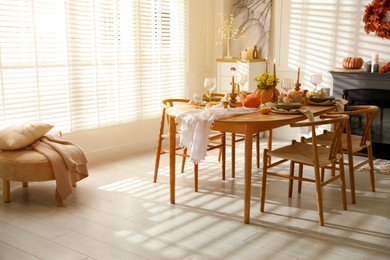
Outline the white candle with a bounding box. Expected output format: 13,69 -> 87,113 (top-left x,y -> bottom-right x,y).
371,53 -> 379,72
241,50 -> 247,60
373,53 -> 379,64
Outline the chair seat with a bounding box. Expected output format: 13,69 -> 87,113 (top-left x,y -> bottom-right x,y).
0,150 -> 54,182
268,142 -> 341,168
314,132 -> 371,153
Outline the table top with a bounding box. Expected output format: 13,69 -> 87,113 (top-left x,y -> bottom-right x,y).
166,104 -> 336,134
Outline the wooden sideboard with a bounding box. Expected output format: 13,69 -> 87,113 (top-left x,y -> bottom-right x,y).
217,58 -> 265,93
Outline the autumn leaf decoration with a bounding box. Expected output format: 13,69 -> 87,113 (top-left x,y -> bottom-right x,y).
363,0 -> 390,39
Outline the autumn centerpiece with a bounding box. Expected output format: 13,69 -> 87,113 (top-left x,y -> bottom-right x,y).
252,72 -> 280,104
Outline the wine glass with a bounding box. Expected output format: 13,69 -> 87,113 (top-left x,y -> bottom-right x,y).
192,93 -> 202,109
237,73 -> 248,93
311,73 -> 322,91
281,78 -> 294,94
203,77 -> 216,102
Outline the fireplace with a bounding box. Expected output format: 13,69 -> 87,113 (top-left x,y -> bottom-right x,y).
330,70 -> 390,160
343,89 -> 390,159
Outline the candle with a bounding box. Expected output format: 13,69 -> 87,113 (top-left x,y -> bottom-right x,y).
265,57 -> 268,73
372,53 -> 379,64
231,76 -> 235,93
297,65 -> 301,84
371,53 -> 379,72
273,58 -> 276,80
241,50 -> 247,60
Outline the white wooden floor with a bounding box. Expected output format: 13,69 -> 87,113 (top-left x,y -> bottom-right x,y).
0,139 -> 389,259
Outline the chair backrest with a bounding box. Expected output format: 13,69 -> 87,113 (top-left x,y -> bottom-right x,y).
330,105 -> 379,146
160,98 -> 190,131
291,114 -> 349,162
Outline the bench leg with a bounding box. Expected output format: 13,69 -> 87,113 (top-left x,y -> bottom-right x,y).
22,182 -> 28,187
3,180 -> 10,203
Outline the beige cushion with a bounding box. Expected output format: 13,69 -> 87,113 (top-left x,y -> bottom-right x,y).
0,122 -> 53,150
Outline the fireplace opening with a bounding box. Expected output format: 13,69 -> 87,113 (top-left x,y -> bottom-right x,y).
343,89 -> 390,160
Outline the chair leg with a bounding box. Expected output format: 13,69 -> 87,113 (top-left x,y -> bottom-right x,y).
367,145 -> 376,192
222,132 -> 226,181
347,151 -> 356,204
232,133 -> 236,178
153,139 -> 163,183
313,166 -> 324,226
181,148 -> 187,173
298,163 -> 303,193
320,167 -> 325,182
194,163 -> 198,192
256,133 -> 260,168
260,149 -> 268,212
3,179 -> 10,203
267,130 -> 273,165
288,161 -> 295,197
337,159 -> 348,210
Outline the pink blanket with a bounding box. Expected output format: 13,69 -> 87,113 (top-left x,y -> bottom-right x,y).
31,133 -> 88,205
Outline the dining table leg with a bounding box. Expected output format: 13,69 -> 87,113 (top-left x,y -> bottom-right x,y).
169,116 -> 176,204
244,131 -> 253,224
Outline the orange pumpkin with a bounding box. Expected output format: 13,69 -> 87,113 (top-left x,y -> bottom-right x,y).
252,88 -> 261,99
342,57 -> 364,69
243,96 -> 260,108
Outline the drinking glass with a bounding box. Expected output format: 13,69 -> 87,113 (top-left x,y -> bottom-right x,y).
193,93 -> 202,109
237,73 -> 248,93
204,77 -> 216,102
281,78 -> 294,94
311,73 -> 322,91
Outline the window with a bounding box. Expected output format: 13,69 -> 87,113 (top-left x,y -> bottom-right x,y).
0,0 -> 186,133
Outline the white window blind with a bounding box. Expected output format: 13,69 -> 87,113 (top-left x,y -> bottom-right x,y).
0,0 -> 186,132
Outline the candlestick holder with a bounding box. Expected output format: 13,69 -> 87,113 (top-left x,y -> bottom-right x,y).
288,82 -> 305,101
229,93 -> 237,108
271,80 -> 278,103
294,83 -> 301,92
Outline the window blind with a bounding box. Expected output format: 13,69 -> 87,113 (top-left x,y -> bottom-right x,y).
0,0 -> 186,132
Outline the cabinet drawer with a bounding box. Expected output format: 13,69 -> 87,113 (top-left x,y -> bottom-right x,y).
220,62 -> 237,76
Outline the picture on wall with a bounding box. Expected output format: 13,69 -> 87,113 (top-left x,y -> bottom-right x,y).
231,0 -> 272,59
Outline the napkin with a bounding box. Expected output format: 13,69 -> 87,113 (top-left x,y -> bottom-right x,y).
306,98 -> 347,112
176,104 -> 259,164
271,107 -> 314,121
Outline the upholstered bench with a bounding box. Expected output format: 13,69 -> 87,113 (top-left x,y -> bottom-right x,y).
0,149 -> 73,206
0,122 -> 83,206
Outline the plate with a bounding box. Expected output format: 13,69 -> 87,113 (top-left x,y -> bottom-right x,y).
309,96 -> 335,102
272,102 -> 302,110
270,108 -> 301,114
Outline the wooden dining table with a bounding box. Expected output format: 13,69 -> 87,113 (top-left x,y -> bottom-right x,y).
165,104 -> 336,224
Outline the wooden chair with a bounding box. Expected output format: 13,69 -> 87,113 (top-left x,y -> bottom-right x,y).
301,105 -> 379,204
153,98 -> 225,192
260,114 -> 349,226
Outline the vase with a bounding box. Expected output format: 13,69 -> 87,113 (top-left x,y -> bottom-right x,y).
224,34 -> 232,59
261,88 -> 280,104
